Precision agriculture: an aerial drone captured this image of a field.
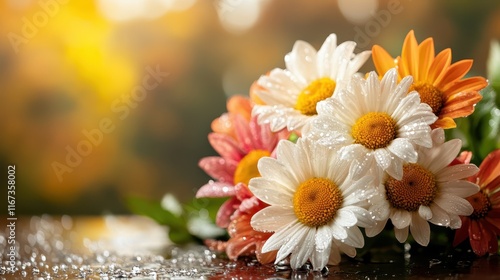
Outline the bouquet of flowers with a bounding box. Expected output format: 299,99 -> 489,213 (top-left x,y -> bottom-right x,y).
131,30 -> 500,272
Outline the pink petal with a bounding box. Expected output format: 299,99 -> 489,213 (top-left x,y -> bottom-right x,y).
198,156 -> 236,183
234,183 -> 253,201
237,196 -> 260,214
208,132 -> 245,161
216,197 -> 240,228
233,114 -> 254,153
196,181 -> 236,198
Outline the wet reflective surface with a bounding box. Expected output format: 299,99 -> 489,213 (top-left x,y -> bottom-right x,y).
1,215 -> 499,279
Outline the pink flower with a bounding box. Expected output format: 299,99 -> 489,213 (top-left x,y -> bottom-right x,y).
453,150 -> 500,256
196,96 -> 289,228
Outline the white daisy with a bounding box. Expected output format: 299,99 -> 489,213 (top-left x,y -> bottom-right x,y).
306,68 -> 438,182
366,128 -> 480,246
249,138 -> 375,270
252,33 -> 371,133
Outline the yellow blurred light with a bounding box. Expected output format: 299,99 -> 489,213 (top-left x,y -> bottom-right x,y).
216,0 -> 267,34
96,0 -> 197,22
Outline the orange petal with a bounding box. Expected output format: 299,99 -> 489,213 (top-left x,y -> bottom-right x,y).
399,30 -> 419,79
211,113 -> 235,135
428,49 -> 452,85
477,150 -> 500,187
442,77 -> 488,97
250,80 -> 266,105
484,176 -> 500,196
227,95 -> 252,120
438,59 -> 474,91
255,241 -> 277,264
431,116 -> 456,129
418,37 -> 435,82
372,45 -> 397,76
439,91 -> 482,118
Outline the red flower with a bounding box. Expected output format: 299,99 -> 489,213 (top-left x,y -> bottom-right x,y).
453,150 -> 500,256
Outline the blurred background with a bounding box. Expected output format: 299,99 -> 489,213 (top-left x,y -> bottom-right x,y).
1,0 -> 499,215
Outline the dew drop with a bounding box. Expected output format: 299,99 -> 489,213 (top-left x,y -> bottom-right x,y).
428,259 -> 441,268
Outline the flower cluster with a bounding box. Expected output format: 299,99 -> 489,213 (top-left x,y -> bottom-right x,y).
197,30 -> 499,271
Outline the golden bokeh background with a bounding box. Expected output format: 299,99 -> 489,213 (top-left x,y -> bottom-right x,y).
1,0 -> 499,214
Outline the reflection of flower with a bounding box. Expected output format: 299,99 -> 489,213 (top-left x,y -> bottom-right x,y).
367,129 -> 479,246
372,30 -> 488,129
453,150 -> 500,256
250,138 -> 374,270
252,33 -> 371,133
307,69 -> 437,181
372,30 -> 487,129
196,96 -> 288,227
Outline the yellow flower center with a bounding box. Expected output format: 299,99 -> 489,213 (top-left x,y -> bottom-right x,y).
351,112 -> 397,150
385,163 -> 437,212
233,150 -> 270,186
295,78 -> 336,116
409,82 -> 444,115
293,178 -> 343,227
467,191 -> 491,220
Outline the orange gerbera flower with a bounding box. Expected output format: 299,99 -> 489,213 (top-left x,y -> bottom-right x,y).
372,30 -> 488,129
453,150 -> 500,256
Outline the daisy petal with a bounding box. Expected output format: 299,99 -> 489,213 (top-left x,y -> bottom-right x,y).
391,210 -> 412,229
317,33 -> 337,77
285,40 -> 318,84
251,206 -> 296,232
262,221 -> 299,253
410,212 -> 430,246
418,205 -> 433,220
342,206 -> 374,228
256,157 -> 298,190
276,225 -> 310,265
315,226 -> 333,251
426,139 -> 462,173
335,209 -> 358,227
365,219 -> 387,237
429,203 -> 451,227
436,164 -> 479,181
388,138 -> 418,163
434,194 -> 473,216
394,227 -> 409,243
249,178 -> 293,206
290,228 -> 315,269
311,243 -> 331,269
342,226 -> 364,248
439,180 -> 479,198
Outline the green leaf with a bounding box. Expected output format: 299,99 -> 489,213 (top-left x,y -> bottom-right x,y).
487,40 -> 500,109
487,40 -> 500,95
126,196 -> 184,228
168,228 -> 196,244
184,197 -> 226,222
